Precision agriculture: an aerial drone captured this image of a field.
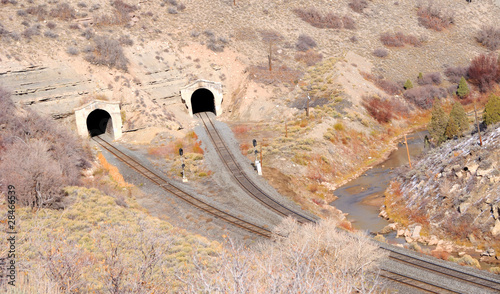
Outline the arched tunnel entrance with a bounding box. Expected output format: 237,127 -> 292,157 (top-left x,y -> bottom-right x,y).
86,109 -> 113,137
191,88 -> 216,115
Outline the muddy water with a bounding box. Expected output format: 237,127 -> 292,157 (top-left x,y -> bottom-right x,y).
330,131 -> 428,233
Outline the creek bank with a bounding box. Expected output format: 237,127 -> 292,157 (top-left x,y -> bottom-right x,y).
329,130 -> 428,233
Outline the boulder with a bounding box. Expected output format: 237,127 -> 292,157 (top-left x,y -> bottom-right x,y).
428,235 -> 438,246
491,220 -> 500,236
458,251 -> 466,257
467,163 -> 479,175
412,225 -> 422,239
405,236 -> 414,243
396,229 -> 405,238
458,202 -> 470,214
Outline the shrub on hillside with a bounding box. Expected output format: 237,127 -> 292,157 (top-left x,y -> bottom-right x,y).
49,3 -> 76,21
416,3 -> 454,31
295,50 -> 323,66
444,66 -> 468,83
349,0 -> 368,13
84,36 -> 129,71
483,94 -> 500,125
294,8 -> 355,30
26,5 -> 48,21
296,34 -> 317,52
95,0 -> 137,26
404,85 -> 446,109
373,48 -> 388,58
468,53 -> 500,92
380,32 -> 421,47
362,96 -> 393,123
417,72 -> 442,85
476,26 -> 500,51
361,72 -> 403,95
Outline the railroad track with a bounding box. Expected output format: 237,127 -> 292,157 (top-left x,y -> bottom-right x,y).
379,244 -> 500,293
195,111 -> 315,224
92,135 -> 272,238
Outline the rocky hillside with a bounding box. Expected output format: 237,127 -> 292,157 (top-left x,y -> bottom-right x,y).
385,123 -> 500,246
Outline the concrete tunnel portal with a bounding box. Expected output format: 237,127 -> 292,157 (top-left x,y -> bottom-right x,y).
74,100 -> 123,140
86,109 -> 113,137
180,80 -> 223,117
191,88 -> 216,115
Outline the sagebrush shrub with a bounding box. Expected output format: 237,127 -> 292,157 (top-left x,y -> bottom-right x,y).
476,26 -> 500,51
349,0 -> 368,13
49,3 -> 76,21
467,53 -> 500,92
380,32 -> 421,47
445,66 -> 468,83
418,72 -> 442,85
296,34 -> 317,52
295,50 -> 323,66
294,8 -> 355,30
417,3 -> 453,31
85,36 -> 129,71
404,85 -> 446,109
373,48 -> 388,58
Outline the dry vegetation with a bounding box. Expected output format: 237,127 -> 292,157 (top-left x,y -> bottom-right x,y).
0,87 -> 91,208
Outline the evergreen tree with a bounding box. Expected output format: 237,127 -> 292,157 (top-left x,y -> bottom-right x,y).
456,76 -> 470,98
448,102 -> 469,136
445,116 -> 459,139
428,102 -> 448,145
484,94 -> 500,125
404,79 -> 413,90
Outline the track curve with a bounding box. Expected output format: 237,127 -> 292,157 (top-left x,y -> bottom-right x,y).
92,135 -> 272,238
196,111 -> 315,224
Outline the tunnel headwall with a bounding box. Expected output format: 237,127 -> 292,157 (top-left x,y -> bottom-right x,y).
74,100 -> 122,140
180,80 -> 223,117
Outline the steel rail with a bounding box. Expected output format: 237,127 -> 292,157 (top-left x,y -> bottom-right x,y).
196,112 -> 315,224
92,135 -> 272,238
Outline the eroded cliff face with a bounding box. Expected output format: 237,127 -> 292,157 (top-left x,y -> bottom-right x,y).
387,124 -> 500,244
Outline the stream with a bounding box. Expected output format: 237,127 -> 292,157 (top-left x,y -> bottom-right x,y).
330,131 -> 428,234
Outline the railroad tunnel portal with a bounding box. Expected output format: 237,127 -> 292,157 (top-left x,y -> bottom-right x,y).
191,88 -> 216,115
74,100 -> 122,140
180,80 -> 223,117
86,109 -> 112,137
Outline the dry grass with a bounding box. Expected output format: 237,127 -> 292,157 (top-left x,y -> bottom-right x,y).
97,152 -> 133,188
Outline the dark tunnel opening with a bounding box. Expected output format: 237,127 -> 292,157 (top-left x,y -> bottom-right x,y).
191,88 -> 216,115
87,109 -> 112,137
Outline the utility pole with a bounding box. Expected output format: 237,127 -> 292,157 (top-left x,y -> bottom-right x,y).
474,103 -> 483,146
268,41 -> 272,72
306,93 -> 310,117
404,134 -> 413,168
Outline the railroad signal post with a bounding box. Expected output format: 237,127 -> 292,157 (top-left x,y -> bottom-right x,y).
253,139 -> 262,175
179,148 -> 188,182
